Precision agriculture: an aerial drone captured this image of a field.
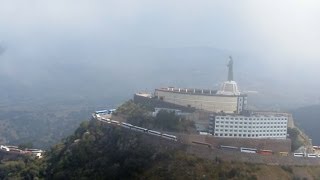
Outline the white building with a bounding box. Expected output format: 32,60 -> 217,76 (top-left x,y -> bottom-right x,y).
209,114 -> 288,139
154,88 -> 247,114
153,57 -> 247,114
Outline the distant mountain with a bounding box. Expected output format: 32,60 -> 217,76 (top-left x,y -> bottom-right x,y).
0,46 -> 319,148
291,104 -> 320,145
1,104 -> 320,179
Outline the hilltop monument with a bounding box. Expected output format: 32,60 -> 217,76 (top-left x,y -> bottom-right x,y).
217,56 -> 240,96
227,56 -> 234,81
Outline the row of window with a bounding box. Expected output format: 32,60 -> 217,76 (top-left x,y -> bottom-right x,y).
215,121 -> 287,125
215,129 -> 286,133
216,117 -> 287,121
214,133 -> 287,137
215,125 -> 287,129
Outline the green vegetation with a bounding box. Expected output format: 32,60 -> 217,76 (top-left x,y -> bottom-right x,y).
1,101 -> 320,179
1,115 -> 320,179
0,102 -> 97,149
154,110 -> 195,132
0,156 -> 45,179
288,128 -> 304,151
46,121 -> 157,179
116,100 -> 196,133
18,142 -> 34,150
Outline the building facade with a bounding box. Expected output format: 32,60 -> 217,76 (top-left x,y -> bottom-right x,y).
154,87 -> 247,113
209,114 -> 288,139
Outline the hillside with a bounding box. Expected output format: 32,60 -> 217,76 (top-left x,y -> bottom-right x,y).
1,46 -> 319,149
292,104 -> 320,145
1,102 -> 320,179
0,101 -> 101,149
36,119 -> 320,179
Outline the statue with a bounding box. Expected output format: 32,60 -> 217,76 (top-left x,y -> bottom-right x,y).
227,56 -> 233,81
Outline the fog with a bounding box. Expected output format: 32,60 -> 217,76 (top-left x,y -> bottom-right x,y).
1,0 -> 320,108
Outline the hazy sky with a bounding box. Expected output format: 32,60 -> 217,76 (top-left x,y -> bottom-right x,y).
1,0 -> 320,85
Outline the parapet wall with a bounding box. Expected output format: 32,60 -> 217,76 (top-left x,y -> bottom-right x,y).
154,90 -> 239,113
179,134 -> 291,152
207,137 -> 291,152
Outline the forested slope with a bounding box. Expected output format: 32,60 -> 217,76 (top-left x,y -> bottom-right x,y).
292,104 -> 320,145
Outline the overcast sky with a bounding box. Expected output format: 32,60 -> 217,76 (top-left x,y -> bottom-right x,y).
1,0 -> 320,82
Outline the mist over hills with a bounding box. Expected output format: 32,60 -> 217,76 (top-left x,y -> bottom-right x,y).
0,45 -> 318,108
0,45 -> 320,147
